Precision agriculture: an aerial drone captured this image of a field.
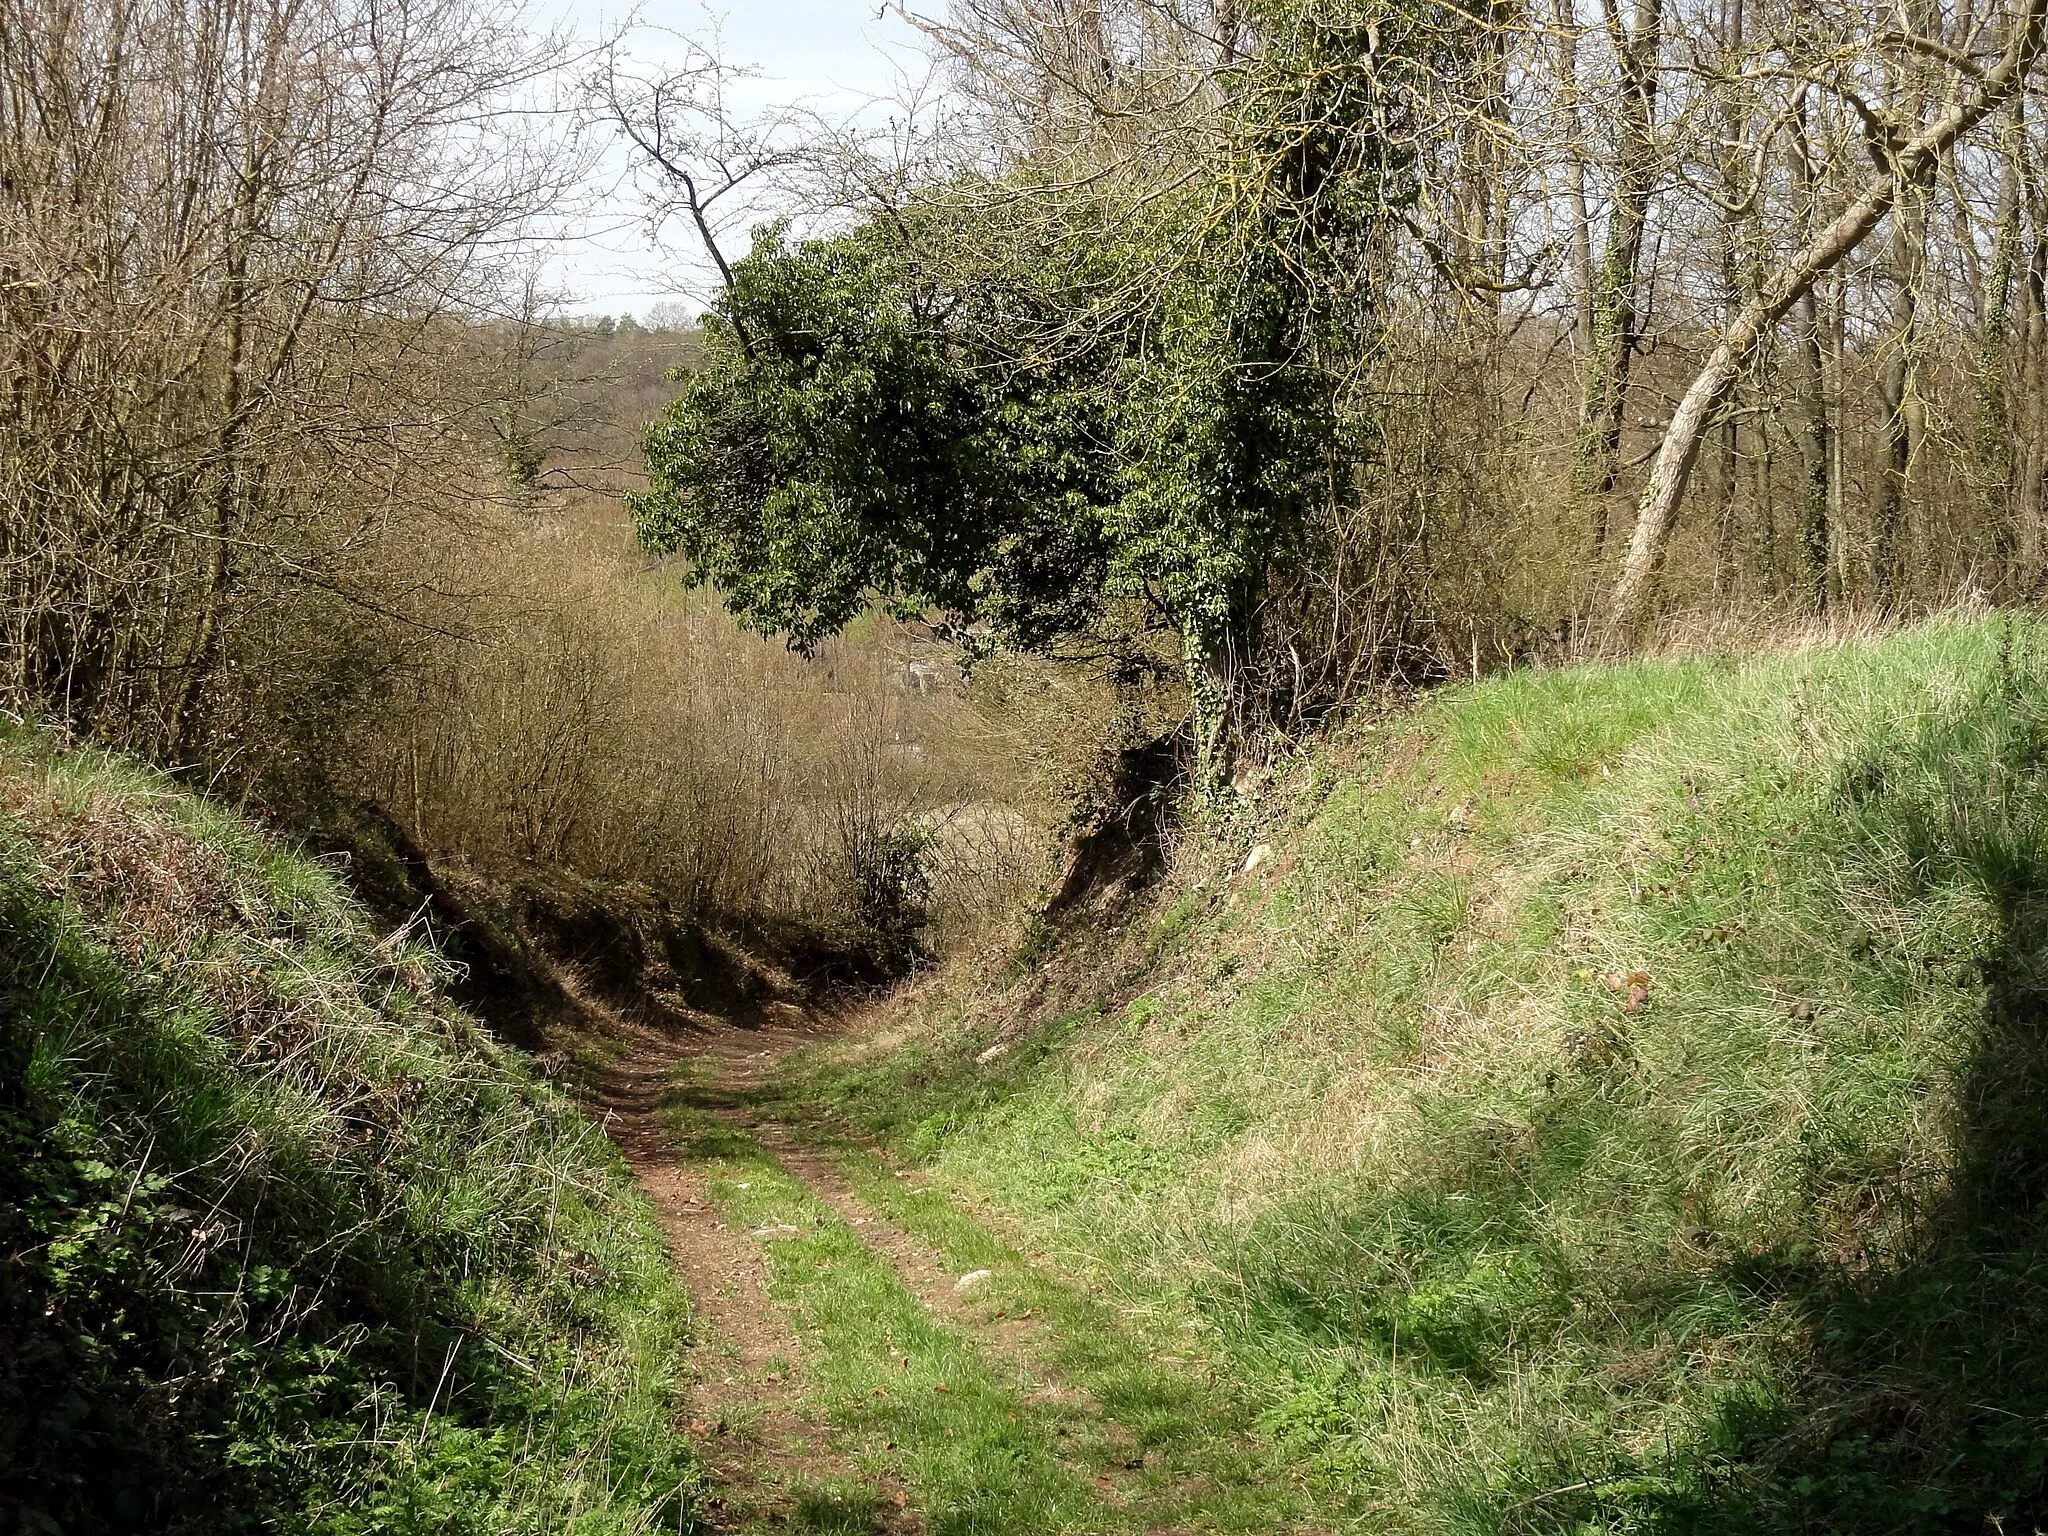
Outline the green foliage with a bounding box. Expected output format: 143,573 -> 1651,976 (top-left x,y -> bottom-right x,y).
634,0 -> 1491,723
500,427 -> 545,490
1103,236 -> 1337,671
634,220 -> 1117,657
0,730 -> 701,1534
846,822 -> 936,972
637,213 -> 1341,684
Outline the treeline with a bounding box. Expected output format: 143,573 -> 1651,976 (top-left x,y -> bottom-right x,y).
609,0 -> 2048,782
0,0 -> 1054,963
0,0 -> 555,766
17,0 -> 2045,930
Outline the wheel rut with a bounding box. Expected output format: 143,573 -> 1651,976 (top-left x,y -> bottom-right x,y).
586,993 -> 1259,1535
591,1002 -> 921,1533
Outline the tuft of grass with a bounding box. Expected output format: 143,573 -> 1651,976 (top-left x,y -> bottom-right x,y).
778,616 -> 2048,1534
830,1146 -> 1322,1531
664,1069 -> 1329,1532
0,724 -> 703,1534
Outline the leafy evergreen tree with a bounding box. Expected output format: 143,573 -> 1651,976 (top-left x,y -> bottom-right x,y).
635,0 -> 1472,780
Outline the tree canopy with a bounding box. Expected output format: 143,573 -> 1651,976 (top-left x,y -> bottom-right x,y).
633,220 -> 1120,657
632,0 -> 1534,767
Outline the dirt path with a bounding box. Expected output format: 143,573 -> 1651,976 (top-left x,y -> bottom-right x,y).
584,990 -> 1309,1536
589,1002 -> 919,1532
761,1137 -> 1111,1417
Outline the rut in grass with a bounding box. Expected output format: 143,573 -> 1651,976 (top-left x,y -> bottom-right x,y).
591,992 -> 1333,1535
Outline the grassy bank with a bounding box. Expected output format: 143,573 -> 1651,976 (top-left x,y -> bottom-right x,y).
0,725 -> 700,1534
781,616 -> 2048,1533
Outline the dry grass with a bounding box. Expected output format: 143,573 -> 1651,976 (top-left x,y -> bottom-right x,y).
344,493 -> 1069,958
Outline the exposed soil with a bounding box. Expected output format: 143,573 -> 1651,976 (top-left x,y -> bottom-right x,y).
587,996 -> 920,1532
578,974 -> 1259,1534
764,1139 -> 1108,1418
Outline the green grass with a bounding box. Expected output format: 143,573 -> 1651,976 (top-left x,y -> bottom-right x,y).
0,726 -> 703,1534
833,1146 -> 1320,1530
662,1084 -> 1329,1532
776,616 -> 2048,1534
665,1105 -> 1112,1533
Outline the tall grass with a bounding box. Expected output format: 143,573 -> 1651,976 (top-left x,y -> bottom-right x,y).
787,615 -> 2048,1533
0,723 -> 699,1534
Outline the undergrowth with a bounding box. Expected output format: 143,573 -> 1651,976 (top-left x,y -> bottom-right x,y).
780,615 -> 2048,1534
0,724 -> 702,1533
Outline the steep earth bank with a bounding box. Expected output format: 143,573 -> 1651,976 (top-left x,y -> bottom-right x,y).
767,616 -> 2048,1535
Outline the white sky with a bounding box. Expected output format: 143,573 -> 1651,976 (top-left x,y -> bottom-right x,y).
541,1 -> 928,316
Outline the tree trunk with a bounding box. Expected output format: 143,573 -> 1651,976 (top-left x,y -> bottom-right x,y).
1184,624 -> 1240,800
1796,285 -> 1833,611
1792,97 -> 1833,612
1572,0 -> 1663,577
1711,0 -> 1749,600
1559,0 -> 1596,362
1714,415 -> 1740,596
2018,158 -> 2048,584
163,143 -> 260,759
1873,196 -> 1924,603
1977,106 -> 2022,568
1607,0 -> 2048,634
1213,0 -> 1240,65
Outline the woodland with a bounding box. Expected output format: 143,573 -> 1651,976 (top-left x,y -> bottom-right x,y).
8,0 -> 2048,821
7,0 -> 2048,1530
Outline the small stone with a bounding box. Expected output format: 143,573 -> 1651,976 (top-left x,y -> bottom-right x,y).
1242,843 -> 1274,876
954,1268 -> 994,1294
976,1042 -> 1009,1065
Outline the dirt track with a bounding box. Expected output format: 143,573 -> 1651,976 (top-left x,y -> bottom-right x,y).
587,999 -> 921,1531
578,983 -> 1297,1536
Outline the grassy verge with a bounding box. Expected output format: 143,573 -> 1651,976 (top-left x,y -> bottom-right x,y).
777,616 -> 2048,1534
830,1148 -> 1319,1532
0,725 -> 702,1534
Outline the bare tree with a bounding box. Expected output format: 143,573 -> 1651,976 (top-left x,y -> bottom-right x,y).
589,28 -> 808,337
1977,103 -> 2026,568
1610,0 -> 2048,633
1572,0 -> 1666,577
0,0 -> 578,765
